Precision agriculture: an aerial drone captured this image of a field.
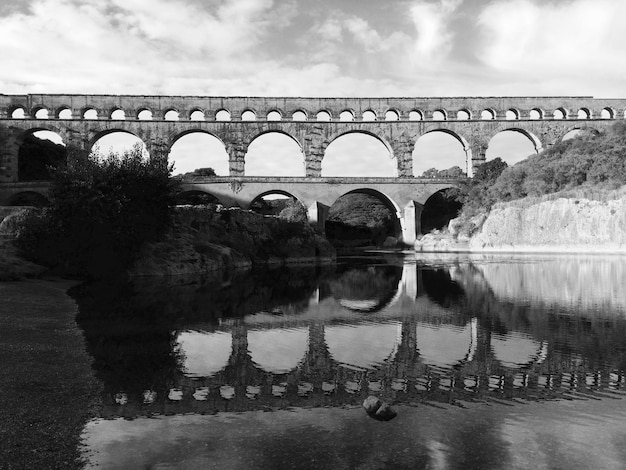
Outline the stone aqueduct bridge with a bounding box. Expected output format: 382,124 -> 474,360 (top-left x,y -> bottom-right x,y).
1,94 -> 626,242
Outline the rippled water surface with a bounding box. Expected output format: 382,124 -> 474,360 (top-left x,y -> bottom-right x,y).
76,253 -> 626,469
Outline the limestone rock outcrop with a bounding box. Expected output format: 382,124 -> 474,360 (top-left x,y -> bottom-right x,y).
469,196 -> 626,253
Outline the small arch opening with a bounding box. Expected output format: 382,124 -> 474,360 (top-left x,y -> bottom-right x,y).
83,108 -> 98,120
34,108 -> 49,119
110,109 -> 126,120
137,109 -> 153,120
385,110 -> 399,121
506,109 -> 519,120
577,108 -> 591,119
190,109 -> 206,121
562,129 -> 584,141
601,107 -> 614,119
553,108 -> 567,120
362,110 -> 377,121
409,110 -> 423,121
164,109 -> 180,121
57,107 -> 72,119
316,110 -> 331,121
241,110 -> 257,121
457,110 -> 471,120
529,108 -> 543,120
480,109 -> 495,120
266,110 -> 282,121
339,110 -> 354,122
215,109 -> 231,121
292,110 -> 307,121
11,107 -> 26,119
432,110 -> 447,121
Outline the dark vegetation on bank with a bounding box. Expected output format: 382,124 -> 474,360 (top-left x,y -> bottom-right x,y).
13,144 -> 333,280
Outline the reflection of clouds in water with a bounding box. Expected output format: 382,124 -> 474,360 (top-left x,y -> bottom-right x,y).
492,333 -> 543,369
326,321 -> 401,370
416,323 -> 473,368
478,257 -> 626,314
248,328 -> 308,373
177,330 -> 232,378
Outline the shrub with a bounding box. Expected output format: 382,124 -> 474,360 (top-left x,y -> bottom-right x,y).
18,144 -> 180,278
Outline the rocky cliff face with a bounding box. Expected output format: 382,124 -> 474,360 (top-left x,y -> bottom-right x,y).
469,196 -> 626,253
129,206 -> 336,276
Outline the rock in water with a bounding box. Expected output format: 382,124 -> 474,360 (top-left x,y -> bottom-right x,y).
362,395 -> 397,421
362,396 -> 382,414
374,403 -> 397,421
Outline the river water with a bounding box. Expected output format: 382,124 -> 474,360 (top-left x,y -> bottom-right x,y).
76,253 -> 626,470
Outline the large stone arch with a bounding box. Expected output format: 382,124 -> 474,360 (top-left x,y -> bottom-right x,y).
17,127 -> 67,182
247,189 -> 306,212
323,129 -> 396,177
243,129 -> 306,177
414,128 -> 473,176
88,128 -> 146,153
326,187 -> 403,241
491,127 -> 543,153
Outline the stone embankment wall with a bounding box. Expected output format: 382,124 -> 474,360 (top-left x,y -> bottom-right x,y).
469,197 -> 626,253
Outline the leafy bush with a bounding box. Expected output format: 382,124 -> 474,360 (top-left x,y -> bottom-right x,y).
18,144 -> 179,278
18,132 -> 67,181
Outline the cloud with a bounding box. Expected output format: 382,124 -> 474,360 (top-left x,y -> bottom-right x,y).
477,0 -> 626,93
410,0 -> 463,62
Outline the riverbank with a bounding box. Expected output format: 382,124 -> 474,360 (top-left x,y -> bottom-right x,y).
129,205 -> 336,276
0,279 -> 102,469
416,192 -> 626,254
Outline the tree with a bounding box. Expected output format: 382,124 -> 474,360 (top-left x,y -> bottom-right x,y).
18,144 -> 180,278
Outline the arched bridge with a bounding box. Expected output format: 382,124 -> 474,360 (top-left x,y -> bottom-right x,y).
1,94 -> 625,242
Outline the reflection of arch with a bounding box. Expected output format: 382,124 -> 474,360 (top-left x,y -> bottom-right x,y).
415,322 -> 474,368
421,268 -> 465,308
492,333 -> 545,369
177,330 -> 232,378
330,265 -> 403,313
8,191 -> 49,207
248,327 -> 309,373
326,321 -> 401,370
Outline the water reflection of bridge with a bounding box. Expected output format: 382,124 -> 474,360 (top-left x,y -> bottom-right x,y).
95,261 -> 626,418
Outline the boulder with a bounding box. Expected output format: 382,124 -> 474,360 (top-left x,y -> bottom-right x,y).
362,395 -> 397,422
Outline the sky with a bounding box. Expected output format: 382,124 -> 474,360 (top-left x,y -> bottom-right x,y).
4,0 -> 625,176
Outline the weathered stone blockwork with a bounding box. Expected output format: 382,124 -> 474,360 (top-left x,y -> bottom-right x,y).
1,94 -> 625,183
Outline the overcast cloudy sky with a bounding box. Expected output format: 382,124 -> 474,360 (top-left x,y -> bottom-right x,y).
2,0 -> 625,175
